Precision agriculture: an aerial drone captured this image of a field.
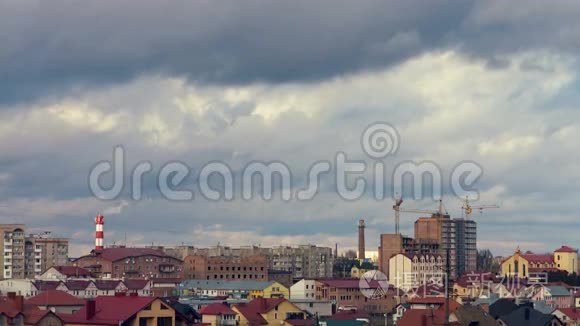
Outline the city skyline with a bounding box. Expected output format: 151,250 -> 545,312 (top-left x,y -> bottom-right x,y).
1,1 -> 580,258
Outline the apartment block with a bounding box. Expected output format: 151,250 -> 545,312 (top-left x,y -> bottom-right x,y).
1,224 -> 27,280
25,237 -> 69,279
182,254 -> 268,281
270,245 -> 334,279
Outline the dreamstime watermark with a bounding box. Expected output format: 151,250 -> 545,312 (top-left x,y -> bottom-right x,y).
88,122 -> 484,201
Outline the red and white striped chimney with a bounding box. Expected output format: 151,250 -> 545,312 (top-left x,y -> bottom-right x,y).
95,214 -> 104,251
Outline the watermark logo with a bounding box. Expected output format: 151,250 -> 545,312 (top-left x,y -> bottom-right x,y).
359,270 -> 389,299
88,122 -> 484,201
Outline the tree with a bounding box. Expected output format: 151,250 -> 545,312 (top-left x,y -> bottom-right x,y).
344,249 -> 357,259
477,249 -> 499,273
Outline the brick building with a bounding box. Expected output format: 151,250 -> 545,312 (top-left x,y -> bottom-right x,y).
73,247 -> 183,279
182,255 -> 267,281
314,279 -> 400,315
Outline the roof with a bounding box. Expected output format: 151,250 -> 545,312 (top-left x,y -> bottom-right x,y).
53,266 -> 92,277
453,304 -> 497,326
65,280 -> 93,290
181,280 -> 276,291
397,309 -> 458,326
77,247 -> 178,262
33,280 -> 62,291
62,296 -> 160,325
0,294 -> 64,325
489,298 -> 518,318
25,290 -> 85,306
554,245 -> 577,253
124,279 -> 150,290
199,303 -> 236,316
545,285 -> 571,297
521,253 -> 554,264
233,298 -> 289,324
94,280 -> 121,290
498,306 -> 561,326
557,308 -> 580,320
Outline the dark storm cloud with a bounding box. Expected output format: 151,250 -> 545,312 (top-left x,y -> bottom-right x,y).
1,0 -> 479,104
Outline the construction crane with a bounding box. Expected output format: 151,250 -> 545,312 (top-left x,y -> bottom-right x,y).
461,196 -> 499,219
29,231 -> 52,239
392,197 -> 447,234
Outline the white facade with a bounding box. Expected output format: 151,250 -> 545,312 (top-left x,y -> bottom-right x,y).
290,279 -> 317,300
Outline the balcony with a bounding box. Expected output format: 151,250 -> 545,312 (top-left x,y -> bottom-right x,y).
159,264 -> 176,273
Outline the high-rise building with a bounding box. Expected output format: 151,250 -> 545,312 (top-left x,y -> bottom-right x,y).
270,245 -> 334,279
0,224 -> 26,279
414,214 -> 476,278
1,224 -> 70,280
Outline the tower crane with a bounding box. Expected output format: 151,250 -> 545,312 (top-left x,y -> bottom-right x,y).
393,198 -> 447,234
461,196 -> 499,219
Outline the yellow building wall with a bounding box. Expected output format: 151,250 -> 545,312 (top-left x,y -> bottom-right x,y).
555,252 -> 577,274
262,282 -> 290,298
260,301 -> 304,326
500,254 -> 530,278
232,306 -> 250,326
201,315 -> 219,326
130,299 -> 175,326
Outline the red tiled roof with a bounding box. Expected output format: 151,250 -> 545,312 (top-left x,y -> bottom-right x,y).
77,247 -> 176,262
521,254 -> 554,264
54,266 -> 92,277
94,280 -> 121,290
408,297 -> 446,304
24,308 -> 63,325
65,280 -> 93,290
0,296 -> 24,318
558,308 -> 580,320
62,296 -> 159,325
233,298 -> 289,325
200,303 -> 236,316
398,309 -> 460,326
33,280 -> 62,291
124,279 -> 150,290
555,246 -> 578,253
25,290 -> 84,306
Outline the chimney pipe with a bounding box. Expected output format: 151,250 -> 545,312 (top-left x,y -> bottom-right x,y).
86,299 -> 96,320
358,219 -> 366,260
95,214 -> 104,251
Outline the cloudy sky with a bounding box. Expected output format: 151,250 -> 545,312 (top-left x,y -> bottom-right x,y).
1,0 -> 580,258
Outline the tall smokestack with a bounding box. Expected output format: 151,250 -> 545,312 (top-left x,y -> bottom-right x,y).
95,214 -> 104,251
358,219 -> 365,260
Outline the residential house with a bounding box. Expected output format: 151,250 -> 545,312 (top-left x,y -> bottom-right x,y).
39,266 -> 92,280
200,303 -> 237,326
179,280 -> 288,299
497,306 -> 564,326
61,293 -> 176,326
25,290 -> 85,314
232,297 -> 308,326
290,299 -> 333,317
290,280 -> 317,300
0,292 -> 65,326
530,285 -> 573,309
553,308 -> 580,326
315,279 -> 399,315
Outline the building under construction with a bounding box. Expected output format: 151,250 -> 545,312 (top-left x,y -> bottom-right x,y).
379,213 -> 477,279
